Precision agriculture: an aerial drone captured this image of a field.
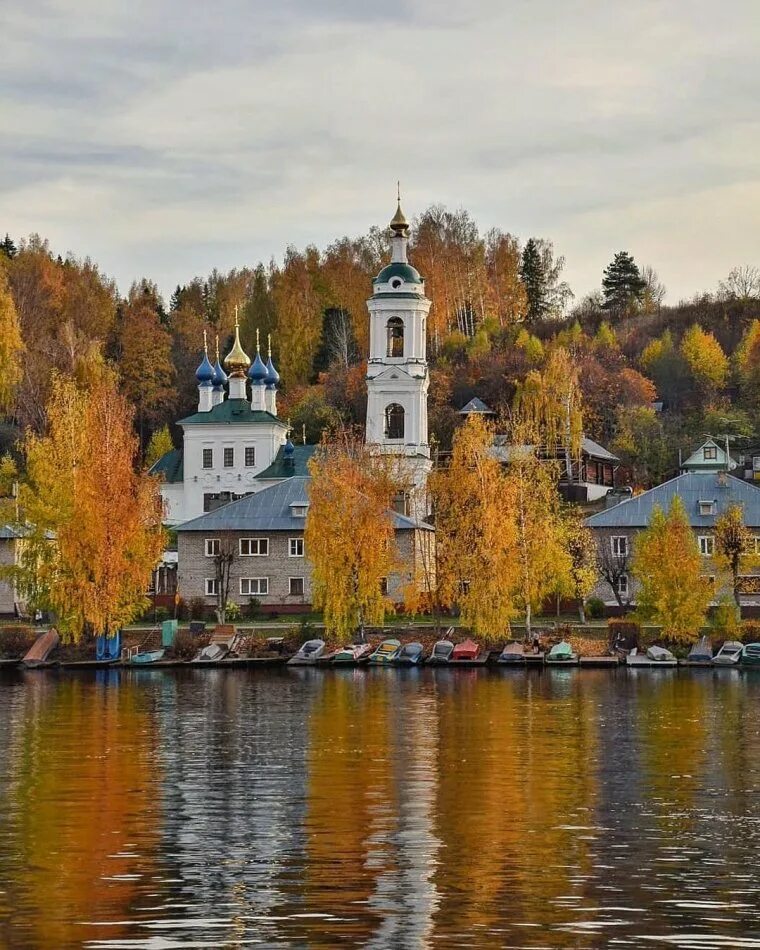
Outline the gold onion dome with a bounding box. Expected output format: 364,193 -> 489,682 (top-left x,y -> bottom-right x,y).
390,199 -> 409,235
224,319 -> 251,377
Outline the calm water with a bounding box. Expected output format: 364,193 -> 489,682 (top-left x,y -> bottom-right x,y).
1,667 -> 760,948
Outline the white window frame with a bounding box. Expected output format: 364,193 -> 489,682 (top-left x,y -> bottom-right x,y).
204,538 -> 220,558
202,447 -> 213,469
223,446 -> 234,468
240,577 -> 268,596
205,578 -> 219,596
698,535 -> 715,556
288,576 -> 305,596
698,500 -> 716,516
703,446 -> 717,460
611,536 -> 628,557
289,538 -> 304,557
240,538 -> 269,557
290,504 -> 308,518
617,574 -> 629,596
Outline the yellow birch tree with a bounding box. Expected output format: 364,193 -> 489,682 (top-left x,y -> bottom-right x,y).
0,267 -> 24,413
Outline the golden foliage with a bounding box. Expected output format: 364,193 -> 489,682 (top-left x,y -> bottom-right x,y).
10,371 -> 165,641
631,497 -> 711,642
679,323 -> 728,393
145,424 -> 174,469
305,434 -> 400,640
0,267 -> 24,413
513,346 -> 583,460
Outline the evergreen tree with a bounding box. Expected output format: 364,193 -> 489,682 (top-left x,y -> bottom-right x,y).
602,251 -> 646,316
312,307 -> 360,377
0,234 -> 17,260
170,285 -> 184,312
520,238 -> 546,322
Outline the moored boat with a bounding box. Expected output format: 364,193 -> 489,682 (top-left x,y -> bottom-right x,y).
192,642 -> 229,663
714,640 -> 743,666
21,628 -> 60,669
546,640 -> 578,665
427,640 -> 454,665
394,642 -> 424,666
681,635 -> 713,666
368,639 -> 401,664
129,649 -> 166,665
332,643 -> 372,665
740,642 -> 760,667
449,638 -> 489,666
625,645 -> 677,667
287,639 -> 326,666
497,641 -> 525,665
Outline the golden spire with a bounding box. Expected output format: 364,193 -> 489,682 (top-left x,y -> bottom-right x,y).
203,328 -> 208,354
267,333 -> 272,359
224,305 -> 251,377
256,327 -> 261,352
215,334 -> 220,362
390,181 -> 409,235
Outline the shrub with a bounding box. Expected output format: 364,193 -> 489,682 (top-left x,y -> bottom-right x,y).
712,597 -> 739,639
154,607 -> 169,623
225,601 -> 241,622
0,625 -> 37,658
189,597 -> 206,620
740,620 -> 760,644
171,628 -> 210,660
586,598 -> 605,619
247,597 -> 261,620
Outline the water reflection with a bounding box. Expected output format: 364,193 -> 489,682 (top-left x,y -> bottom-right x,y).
0,667 -> 759,947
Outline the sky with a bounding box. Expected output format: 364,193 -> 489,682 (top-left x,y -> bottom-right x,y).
1,0 -> 759,306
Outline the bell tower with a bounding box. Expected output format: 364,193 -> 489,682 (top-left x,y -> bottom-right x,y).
365,192 -> 432,512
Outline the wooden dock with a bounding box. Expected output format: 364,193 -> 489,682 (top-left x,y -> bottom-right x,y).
579,656 -> 620,668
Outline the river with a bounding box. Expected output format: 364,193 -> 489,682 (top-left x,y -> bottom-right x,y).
0,666 -> 759,948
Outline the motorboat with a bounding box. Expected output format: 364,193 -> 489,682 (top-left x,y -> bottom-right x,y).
192,642 -> 229,663
545,640 -> 578,665
497,642 -> 525,665
714,640 -> 744,666
682,635 -> 713,665
625,645 -> 677,667
740,642 -> 760,668
394,642 -> 424,666
332,643 -> 372,665
287,639 -> 326,666
427,640 -> 454,665
368,639 -> 401,664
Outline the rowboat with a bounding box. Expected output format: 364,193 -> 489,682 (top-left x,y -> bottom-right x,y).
21,629 -> 60,668
545,640 -> 578,665
740,643 -> 760,668
129,649 -> 166,665
680,635 -> 713,666
427,640 -> 454,665
368,639 -> 401,665
394,642 -> 424,666
449,639 -> 489,666
625,645 -> 677,667
497,642 -> 525,665
714,640 -> 743,666
287,638 -> 326,666
333,643 -> 372,665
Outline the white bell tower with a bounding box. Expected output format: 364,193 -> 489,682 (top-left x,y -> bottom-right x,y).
365,194 -> 432,514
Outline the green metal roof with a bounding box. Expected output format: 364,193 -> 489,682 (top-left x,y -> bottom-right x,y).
178,399 -> 288,428
373,262 -> 423,285
257,444 -> 317,480
149,447 -> 184,483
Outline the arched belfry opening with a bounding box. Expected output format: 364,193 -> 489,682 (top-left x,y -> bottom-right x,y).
386,317 -> 404,358
384,403 -> 405,440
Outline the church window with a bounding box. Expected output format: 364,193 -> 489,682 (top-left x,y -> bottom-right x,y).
202,448 -> 213,469
245,446 -> 255,467
385,403 -> 405,440
386,317 -> 404,358
224,447 -> 234,467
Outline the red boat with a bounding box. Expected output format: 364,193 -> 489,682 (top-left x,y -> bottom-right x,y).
452,638 -> 479,661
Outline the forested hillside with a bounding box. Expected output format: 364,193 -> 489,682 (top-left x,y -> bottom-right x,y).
0,211 -> 759,489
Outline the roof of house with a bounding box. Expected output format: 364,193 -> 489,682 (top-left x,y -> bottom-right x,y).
0,525 -> 22,540
682,438 -> 738,471
491,436 -> 618,463
149,447 -> 184,483
177,399 -> 288,428
256,444 -> 317,480
459,397 -> 495,415
586,471 -> 760,528
175,475 -> 434,533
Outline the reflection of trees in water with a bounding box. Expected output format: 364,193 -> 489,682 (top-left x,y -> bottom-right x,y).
0,672 -> 158,948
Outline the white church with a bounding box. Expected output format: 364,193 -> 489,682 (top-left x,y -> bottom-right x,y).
152,197 -> 432,525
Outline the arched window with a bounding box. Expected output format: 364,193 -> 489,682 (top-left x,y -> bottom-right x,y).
385,403 -> 405,440
386,317 -> 404,358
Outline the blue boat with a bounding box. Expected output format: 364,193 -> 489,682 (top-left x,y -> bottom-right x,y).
394,642 -> 424,666
129,649 -> 165,665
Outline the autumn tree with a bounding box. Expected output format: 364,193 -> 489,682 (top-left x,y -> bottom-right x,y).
145,424 -> 174,469
602,251 -> 646,317
631,497 -> 711,642
7,367 -> 164,641
562,507 -> 598,623
0,268 -> 24,413
679,324 -> 728,397
520,238 -> 572,322
430,414 -> 518,637
485,228 -> 527,326
735,320 -> 760,404
305,433 -> 401,641
714,503 -> 753,608
271,246 -> 326,385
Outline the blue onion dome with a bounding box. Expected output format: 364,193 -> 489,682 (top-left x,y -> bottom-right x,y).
195,351 -> 215,385
248,349 -> 268,383
265,355 -> 280,389
284,437 -> 295,458
212,359 -> 227,388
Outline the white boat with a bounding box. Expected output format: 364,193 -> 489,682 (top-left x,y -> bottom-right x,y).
625,645 -> 677,667
332,643 -> 372,665
287,639 -> 326,666
713,640 -> 744,666
192,642 -> 229,663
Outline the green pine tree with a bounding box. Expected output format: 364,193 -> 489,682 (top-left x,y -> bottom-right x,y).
520,238 -> 546,322
0,234 -> 16,259
602,251 -> 646,316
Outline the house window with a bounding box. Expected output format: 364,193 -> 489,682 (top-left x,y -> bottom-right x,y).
290,504 -> 308,518
204,538 -> 220,557
380,577 -> 389,596
392,491 -> 410,516
289,538 -> 304,557
611,536 -> 628,557
386,317 -> 404,358
289,577 -> 304,596
240,538 -> 268,557
224,447 -> 234,468
245,446 -> 255,467
205,578 -> 219,596
240,577 -> 268,596
704,446 -> 718,460
617,574 -> 629,597
202,448 -> 213,469
385,403 -> 405,440
698,500 -> 716,516
698,536 -> 715,556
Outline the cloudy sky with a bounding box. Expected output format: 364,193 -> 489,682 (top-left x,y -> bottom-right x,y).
2,0 -> 759,304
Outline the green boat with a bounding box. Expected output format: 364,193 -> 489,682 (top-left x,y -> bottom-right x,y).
368,639 -> 401,665
129,649 -> 166,665
740,643 -> 760,668
546,640 -> 578,665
